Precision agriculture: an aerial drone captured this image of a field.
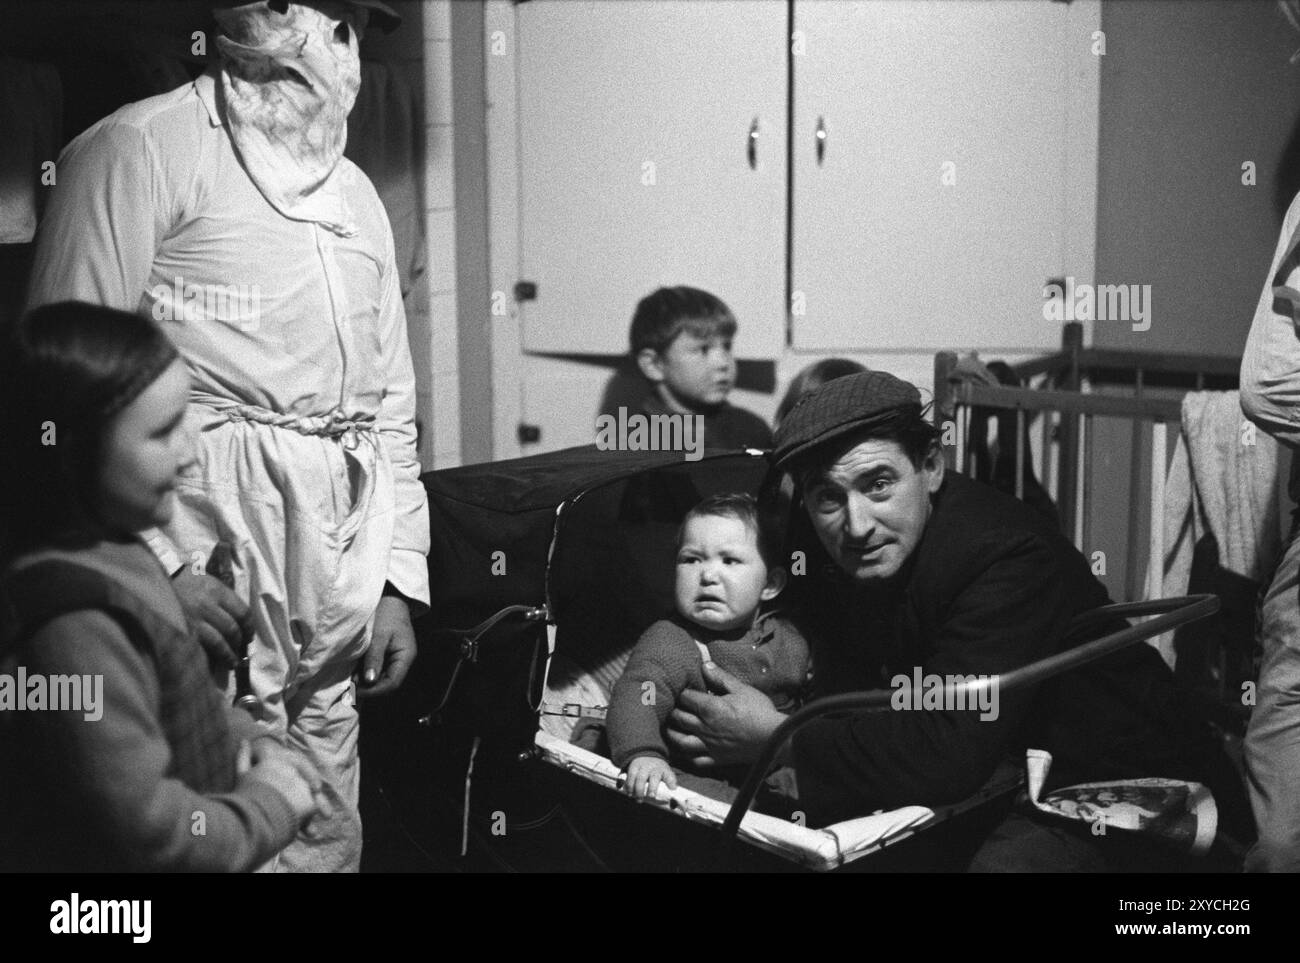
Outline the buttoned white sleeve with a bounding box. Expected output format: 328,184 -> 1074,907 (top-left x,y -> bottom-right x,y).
373,207 -> 431,613
25,121 -> 175,313
1242,192 -> 1300,449
25,119 -> 187,573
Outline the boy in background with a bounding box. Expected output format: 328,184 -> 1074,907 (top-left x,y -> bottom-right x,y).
630,287 -> 773,450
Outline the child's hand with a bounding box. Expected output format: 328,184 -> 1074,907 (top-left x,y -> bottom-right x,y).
172,568 -> 253,672
624,755 -> 677,802
241,739 -> 332,825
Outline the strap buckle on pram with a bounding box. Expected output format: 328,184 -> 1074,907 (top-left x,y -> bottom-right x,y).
540,702 -> 608,721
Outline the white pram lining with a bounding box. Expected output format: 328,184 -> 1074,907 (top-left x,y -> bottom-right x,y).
537,650 -> 938,871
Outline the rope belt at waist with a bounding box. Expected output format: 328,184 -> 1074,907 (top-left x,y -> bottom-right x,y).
214,403 -> 377,448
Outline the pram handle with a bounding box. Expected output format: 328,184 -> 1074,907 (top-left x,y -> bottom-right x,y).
418,604 -> 550,725
715,593 -> 1220,859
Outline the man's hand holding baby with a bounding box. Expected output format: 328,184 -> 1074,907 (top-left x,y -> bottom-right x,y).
238,736 -> 332,827
667,662 -> 785,767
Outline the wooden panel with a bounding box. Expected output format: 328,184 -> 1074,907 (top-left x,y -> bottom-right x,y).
791,0 -> 1069,352
516,0 -> 788,358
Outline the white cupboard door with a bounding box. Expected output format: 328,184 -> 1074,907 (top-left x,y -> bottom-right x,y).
792,0 -> 1069,352
516,0 -> 788,358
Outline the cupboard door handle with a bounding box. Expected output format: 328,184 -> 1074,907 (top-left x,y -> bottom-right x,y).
816,116 -> 827,166
748,116 -> 759,169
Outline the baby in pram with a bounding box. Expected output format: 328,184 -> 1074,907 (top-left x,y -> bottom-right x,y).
607,493 -> 812,802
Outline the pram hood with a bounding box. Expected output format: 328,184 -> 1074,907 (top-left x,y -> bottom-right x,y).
419,445 -> 771,736
424,444 -> 772,631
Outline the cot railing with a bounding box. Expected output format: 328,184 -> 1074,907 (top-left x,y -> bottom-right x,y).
933,321 -> 1239,602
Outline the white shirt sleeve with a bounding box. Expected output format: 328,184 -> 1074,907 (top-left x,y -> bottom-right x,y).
373,210 -> 431,612
25,119 -> 186,571
25,120 -> 172,314
1241,191 -> 1300,449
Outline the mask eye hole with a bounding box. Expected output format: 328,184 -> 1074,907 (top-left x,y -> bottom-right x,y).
334,21 -> 350,44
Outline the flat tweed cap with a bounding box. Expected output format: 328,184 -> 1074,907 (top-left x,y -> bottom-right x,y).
770,370 -> 923,472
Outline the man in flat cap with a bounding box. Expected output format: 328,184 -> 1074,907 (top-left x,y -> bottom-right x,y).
26,0 -> 425,872
670,371 -> 1243,869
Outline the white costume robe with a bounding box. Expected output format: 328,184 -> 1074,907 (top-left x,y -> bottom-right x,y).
26,70 -> 431,872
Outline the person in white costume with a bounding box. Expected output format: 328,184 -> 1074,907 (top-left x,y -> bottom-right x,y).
25,0 -> 429,872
